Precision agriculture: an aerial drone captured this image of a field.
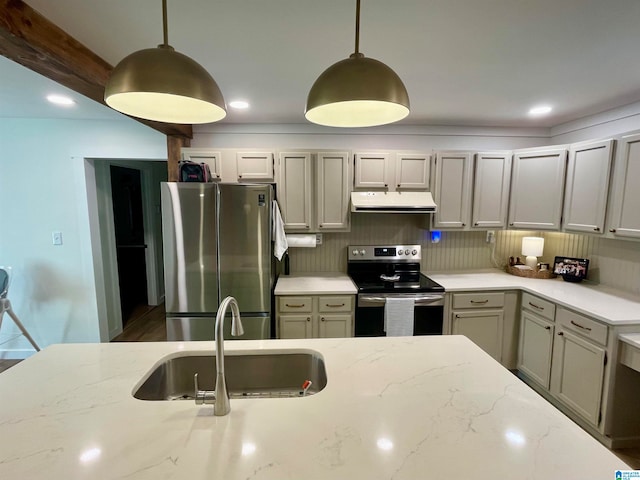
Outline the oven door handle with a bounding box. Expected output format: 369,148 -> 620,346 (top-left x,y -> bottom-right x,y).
359,295 -> 444,306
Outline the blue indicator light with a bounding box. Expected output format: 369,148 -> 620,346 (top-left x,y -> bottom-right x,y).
431,231 -> 441,243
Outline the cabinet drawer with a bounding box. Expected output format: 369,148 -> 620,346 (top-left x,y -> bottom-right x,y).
452,292 -> 504,309
318,296 -> 353,313
557,308 -> 608,346
279,296 -> 313,313
522,292 -> 555,321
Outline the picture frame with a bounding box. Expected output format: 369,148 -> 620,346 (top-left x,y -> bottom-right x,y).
553,256 -> 589,282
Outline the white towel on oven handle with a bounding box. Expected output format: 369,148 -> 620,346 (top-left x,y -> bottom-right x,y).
384,297 -> 415,336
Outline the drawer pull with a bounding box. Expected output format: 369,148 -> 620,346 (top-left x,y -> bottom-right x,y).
545,326 -> 551,330
528,302 -> 544,311
558,332 -> 564,336
570,320 -> 592,332
321,317 -> 325,322
307,317 -> 311,322
470,299 -> 489,304
285,304 -> 306,308
325,303 -> 345,308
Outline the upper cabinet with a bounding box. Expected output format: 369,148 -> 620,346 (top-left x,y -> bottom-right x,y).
608,132 -> 640,239
236,151 -> 275,181
276,150 -> 351,233
563,139 -> 614,235
354,152 -> 431,191
472,152 -> 512,229
432,151 -> 473,229
508,147 -> 567,230
181,148 -> 221,180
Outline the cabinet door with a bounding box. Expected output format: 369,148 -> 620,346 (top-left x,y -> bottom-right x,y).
508,148 -> 567,230
279,314 -> 313,339
563,139 -> 613,234
609,132 -> 640,238
354,153 -> 390,189
318,314 -> 353,338
550,329 -> 606,426
236,152 -> 274,181
395,153 -> 431,190
181,148 -> 221,180
316,152 -> 351,231
472,152 -> 512,229
452,310 -> 504,362
432,151 -> 473,229
518,311 -> 554,389
278,152 -> 312,231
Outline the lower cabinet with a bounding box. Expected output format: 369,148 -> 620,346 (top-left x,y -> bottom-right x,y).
448,290 -> 518,367
518,310 -> 554,388
277,295 -> 354,339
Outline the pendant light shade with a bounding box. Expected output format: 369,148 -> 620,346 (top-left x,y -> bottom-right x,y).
305,0 -> 409,128
104,1 -> 226,124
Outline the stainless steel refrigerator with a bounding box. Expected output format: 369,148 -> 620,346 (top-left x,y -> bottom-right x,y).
161,182 -> 274,340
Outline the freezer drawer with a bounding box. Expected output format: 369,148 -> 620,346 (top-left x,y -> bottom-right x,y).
167,315 -> 271,341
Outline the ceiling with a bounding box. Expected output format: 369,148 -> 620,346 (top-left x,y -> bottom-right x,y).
4,0 -> 640,128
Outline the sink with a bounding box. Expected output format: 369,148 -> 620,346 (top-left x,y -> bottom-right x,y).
133,350 -> 327,401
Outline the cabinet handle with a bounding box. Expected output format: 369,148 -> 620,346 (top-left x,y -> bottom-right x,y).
321,317 -> 325,322
474,222 -> 479,226
307,317 -> 311,322
509,223 -> 514,226
609,228 -> 617,233
238,174 -> 243,178
455,314 -> 460,318
545,325 -> 551,330
570,320 -> 592,332
462,223 -> 466,227
286,304 -> 306,308
470,300 -> 488,304
325,303 -> 345,308
558,332 -> 564,336
397,184 -> 401,188
528,302 -> 544,311
593,227 -> 600,232
384,183 -> 388,187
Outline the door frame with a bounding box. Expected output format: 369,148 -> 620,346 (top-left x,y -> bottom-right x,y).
84,157 -> 166,341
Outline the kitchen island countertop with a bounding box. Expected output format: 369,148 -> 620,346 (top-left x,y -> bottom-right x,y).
274,272 -> 357,295
428,269 -> 640,325
0,336 -> 630,479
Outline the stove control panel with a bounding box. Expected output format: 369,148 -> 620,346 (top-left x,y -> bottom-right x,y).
348,245 -> 421,261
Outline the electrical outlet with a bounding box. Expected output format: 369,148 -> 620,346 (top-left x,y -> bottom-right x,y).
52,231 -> 63,246
315,233 -> 323,245
486,231 -> 496,244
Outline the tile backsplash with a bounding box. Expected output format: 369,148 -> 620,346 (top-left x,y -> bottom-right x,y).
286,214 -> 640,295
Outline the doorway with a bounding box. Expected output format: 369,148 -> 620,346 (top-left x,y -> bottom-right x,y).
110,165 -> 148,326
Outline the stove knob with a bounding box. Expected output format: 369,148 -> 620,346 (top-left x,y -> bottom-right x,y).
405,249 -> 410,255
352,249 -> 358,256
359,249 -> 366,256
398,250 -> 404,255
412,249 -> 418,255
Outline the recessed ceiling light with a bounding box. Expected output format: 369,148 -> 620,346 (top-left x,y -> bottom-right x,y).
528,105 -> 552,116
229,100 -> 250,110
46,94 -> 76,106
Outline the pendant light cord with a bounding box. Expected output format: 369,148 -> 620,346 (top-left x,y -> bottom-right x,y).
354,0 -> 361,55
162,0 -> 169,47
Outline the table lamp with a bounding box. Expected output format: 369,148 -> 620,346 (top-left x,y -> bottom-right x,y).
522,237 -> 544,269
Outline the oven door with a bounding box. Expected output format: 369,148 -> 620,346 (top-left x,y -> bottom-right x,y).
355,293 -> 444,337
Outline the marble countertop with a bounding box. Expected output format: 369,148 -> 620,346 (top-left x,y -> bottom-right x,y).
0,337 -> 630,479
427,269 -> 640,326
274,272 -> 357,295
619,333 -> 640,349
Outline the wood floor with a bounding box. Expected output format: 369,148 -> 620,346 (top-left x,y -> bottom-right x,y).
111,302 -> 167,342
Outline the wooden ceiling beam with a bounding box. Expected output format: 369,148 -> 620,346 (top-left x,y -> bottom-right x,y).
0,0 -> 192,139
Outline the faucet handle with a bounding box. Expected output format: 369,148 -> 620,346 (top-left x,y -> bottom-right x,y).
194,373 -> 216,405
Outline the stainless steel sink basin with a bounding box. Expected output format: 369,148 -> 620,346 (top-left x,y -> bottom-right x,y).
133,351 -> 327,401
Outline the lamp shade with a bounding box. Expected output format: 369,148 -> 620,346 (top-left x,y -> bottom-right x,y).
522,237 -> 544,257
305,55 -> 410,128
105,46 -> 226,124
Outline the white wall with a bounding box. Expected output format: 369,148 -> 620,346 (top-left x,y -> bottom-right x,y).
0,118 -> 166,358
192,123 -> 551,151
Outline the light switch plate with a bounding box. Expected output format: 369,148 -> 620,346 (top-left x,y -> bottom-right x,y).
52,231 -> 63,245
315,234 -> 323,245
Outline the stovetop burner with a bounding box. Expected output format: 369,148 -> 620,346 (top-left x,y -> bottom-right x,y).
347,244 -> 445,294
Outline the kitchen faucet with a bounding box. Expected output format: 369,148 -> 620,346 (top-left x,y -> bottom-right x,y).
193,296 -> 244,415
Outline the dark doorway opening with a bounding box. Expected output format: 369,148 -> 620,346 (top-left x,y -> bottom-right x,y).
110,165 -> 148,326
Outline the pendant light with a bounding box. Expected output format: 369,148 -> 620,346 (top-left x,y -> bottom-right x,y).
305,0 -> 410,128
104,0 -> 226,124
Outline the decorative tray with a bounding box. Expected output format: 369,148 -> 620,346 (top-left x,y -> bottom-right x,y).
506,265 -> 557,279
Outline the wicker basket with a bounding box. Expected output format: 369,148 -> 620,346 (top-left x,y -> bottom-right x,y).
506,265 -> 557,279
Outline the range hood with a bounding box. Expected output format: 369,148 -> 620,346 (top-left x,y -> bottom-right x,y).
350,191 -> 437,213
